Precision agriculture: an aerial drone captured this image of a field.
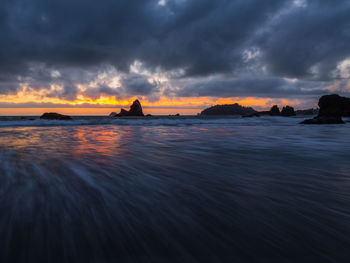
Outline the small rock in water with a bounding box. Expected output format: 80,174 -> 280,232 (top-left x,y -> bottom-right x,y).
301,116 -> 344,124
40,113 -> 72,120
242,113 -> 261,118
109,112 -> 117,118
109,100 -> 144,117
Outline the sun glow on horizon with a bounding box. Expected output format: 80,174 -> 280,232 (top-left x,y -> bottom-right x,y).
0,86 -> 303,115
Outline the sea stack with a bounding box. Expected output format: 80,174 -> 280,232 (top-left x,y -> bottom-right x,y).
301,94 -> 350,124
269,105 -> 280,116
40,113 -> 72,120
110,99 -> 144,117
281,106 -> 296,117
128,100 -> 144,116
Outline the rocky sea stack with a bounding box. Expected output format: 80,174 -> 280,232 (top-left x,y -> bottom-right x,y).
269,105 -> 280,116
281,106 -> 296,116
200,103 -> 256,116
301,94 -> 350,124
110,99 -> 144,117
40,113 -> 72,120
244,105 -> 296,117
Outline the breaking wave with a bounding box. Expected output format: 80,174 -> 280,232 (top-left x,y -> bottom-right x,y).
0,115 -> 331,128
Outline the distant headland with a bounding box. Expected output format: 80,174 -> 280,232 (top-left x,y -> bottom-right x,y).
200,103 -> 315,118
200,103 -> 256,116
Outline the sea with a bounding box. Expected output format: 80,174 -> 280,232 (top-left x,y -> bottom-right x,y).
0,115 -> 349,262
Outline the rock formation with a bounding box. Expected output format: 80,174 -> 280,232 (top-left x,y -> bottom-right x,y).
269,105 -> 280,116
255,105 -> 280,116
110,100 -> 144,117
118,109 -> 130,116
300,116 -> 344,124
318,94 -> 350,117
245,105 -> 282,117
200,103 -> 257,116
281,106 -> 296,116
301,94 -> 350,124
128,100 -> 144,116
40,113 -> 72,120
109,112 -> 117,118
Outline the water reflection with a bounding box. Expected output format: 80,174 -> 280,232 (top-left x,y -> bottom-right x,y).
0,124 -> 349,262
0,126 -> 132,161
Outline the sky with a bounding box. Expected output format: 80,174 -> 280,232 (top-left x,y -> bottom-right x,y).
0,0 -> 350,115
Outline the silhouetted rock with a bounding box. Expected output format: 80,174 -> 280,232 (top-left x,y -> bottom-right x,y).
146,114 -> 152,117
281,106 -> 296,116
20,117 -> 36,120
200,103 -> 256,116
270,105 -> 280,116
301,116 -> 344,124
295,108 -> 319,115
118,109 -> 129,117
301,94 -> 350,124
40,113 -> 72,120
109,100 -> 144,117
109,112 -> 117,118
256,105 -> 281,116
318,94 -> 350,117
175,113 -> 180,116
128,100 -> 144,116
249,105 -> 281,117
242,113 -> 261,118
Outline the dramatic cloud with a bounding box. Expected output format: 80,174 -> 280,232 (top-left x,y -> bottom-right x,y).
0,0 -> 350,109
166,76 -> 332,98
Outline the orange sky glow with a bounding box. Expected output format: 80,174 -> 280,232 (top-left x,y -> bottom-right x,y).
0,88 -> 303,115
0,97 -> 302,116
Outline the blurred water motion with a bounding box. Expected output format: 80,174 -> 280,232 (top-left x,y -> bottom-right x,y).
0,118 -> 349,262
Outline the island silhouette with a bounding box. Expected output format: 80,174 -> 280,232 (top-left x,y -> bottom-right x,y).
38,94 -> 349,125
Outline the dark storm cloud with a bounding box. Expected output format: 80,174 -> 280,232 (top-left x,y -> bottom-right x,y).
76,73 -> 158,100
166,76 -> 337,98
0,0 -> 285,74
259,0 -> 350,80
120,74 -> 158,95
0,0 -> 148,82
0,0 -> 350,100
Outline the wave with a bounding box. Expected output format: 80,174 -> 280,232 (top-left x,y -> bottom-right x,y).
0,121 -> 350,262
0,115 -> 310,128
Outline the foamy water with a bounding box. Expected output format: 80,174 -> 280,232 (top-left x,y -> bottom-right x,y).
0,116 -> 349,262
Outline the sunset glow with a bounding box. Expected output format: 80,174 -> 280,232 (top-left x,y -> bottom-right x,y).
0,89 -> 303,115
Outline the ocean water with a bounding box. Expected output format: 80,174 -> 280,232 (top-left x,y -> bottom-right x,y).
0,115 -> 349,262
